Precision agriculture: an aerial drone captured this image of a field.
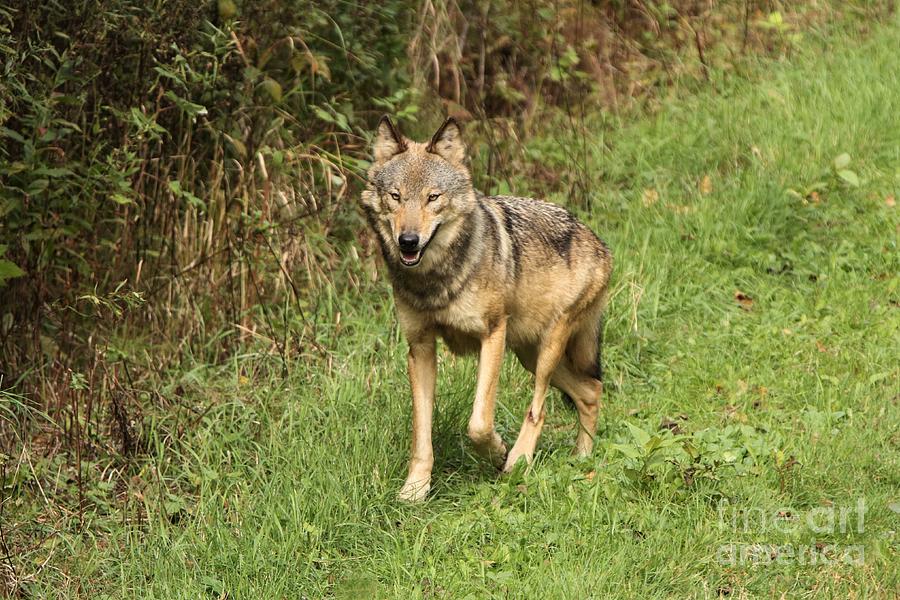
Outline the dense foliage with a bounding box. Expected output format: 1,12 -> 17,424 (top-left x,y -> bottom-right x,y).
0,1 -> 413,383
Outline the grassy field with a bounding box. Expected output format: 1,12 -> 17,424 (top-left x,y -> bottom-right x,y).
44,14 -> 899,599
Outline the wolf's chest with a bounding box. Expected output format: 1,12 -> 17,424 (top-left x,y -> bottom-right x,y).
431,291 -> 490,337
426,288 -> 496,355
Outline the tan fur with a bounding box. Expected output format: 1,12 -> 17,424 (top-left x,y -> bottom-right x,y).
361,116 -> 613,501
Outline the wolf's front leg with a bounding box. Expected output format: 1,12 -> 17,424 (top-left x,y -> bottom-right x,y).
468,317 -> 508,468
398,334 -> 437,502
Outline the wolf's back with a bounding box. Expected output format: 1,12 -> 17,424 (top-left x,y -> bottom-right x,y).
486,194 -> 611,274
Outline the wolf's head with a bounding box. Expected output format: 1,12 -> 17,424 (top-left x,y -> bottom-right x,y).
361,116 -> 476,269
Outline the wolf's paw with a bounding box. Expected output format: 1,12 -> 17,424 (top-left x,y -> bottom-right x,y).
398,477 -> 431,502
501,450 -> 532,474
489,442 -> 509,470
472,435 -> 507,470
574,438 -> 594,458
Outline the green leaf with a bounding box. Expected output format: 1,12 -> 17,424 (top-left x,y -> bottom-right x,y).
611,443 -> 641,460
32,167 -> 73,177
0,259 -> 25,285
259,78 -> 282,102
224,135 -> 247,158
626,422 -> 652,448
201,576 -> 225,595
837,169 -> 860,187
111,193 -> 134,205
26,179 -> 49,195
163,91 -> 208,118
833,153 -> 851,170
623,468 -> 643,482
217,0 -> 237,19
183,191 -> 206,211
0,127 -> 25,143
313,106 -> 335,124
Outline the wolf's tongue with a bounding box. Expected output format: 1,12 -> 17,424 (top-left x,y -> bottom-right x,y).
402,251 -> 419,261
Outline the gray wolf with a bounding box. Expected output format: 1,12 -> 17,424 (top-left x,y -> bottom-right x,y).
360,116 -> 613,501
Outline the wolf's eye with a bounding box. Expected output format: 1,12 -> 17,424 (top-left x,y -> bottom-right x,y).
427,193 -> 441,203
389,191 -> 401,201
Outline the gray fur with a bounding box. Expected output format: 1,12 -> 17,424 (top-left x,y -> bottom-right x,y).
361,116 -> 613,501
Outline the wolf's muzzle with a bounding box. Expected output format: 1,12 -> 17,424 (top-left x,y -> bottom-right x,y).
397,225 -> 441,267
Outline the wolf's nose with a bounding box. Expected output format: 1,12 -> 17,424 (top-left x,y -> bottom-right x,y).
398,233 -> 419,252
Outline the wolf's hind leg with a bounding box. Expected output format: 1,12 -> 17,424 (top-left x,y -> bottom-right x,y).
399,333 -> 437,502
566,315 -> 603,381
550,358 -> 602,456
515,327 -> 603,456
504,320 -> 570,472
468,318 -> 508,468
560,318 -> 604,455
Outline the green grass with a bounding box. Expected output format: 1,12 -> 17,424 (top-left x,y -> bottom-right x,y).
40,16 -> 900,599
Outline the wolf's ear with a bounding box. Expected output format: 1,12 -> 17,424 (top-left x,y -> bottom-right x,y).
373,115 -> 407,164
427,117 -> 466,166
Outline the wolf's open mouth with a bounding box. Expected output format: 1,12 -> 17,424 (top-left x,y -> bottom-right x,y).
398,224 -> 441,268
400,250 -> 422,266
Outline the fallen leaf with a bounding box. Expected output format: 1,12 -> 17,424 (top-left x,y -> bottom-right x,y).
886,195 -> 896,208
731,411 -> 749,423
809,191 -> 820,204
642,188 -> 659,206
752,386 -> 767,409
584,470 -> 596,481
659,418 -> 682,434
699,175 -> 713,195
667,204 -> 695,215
815,340 -> 828,353
734,290 -> 754,310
